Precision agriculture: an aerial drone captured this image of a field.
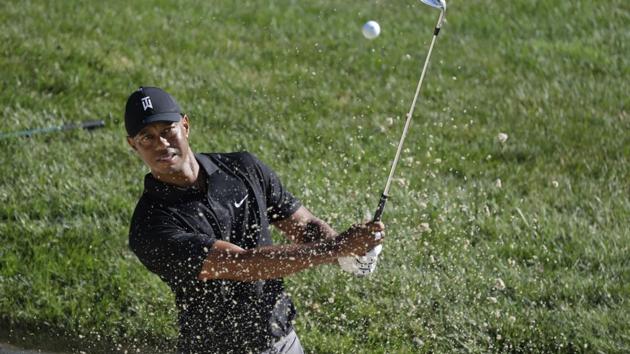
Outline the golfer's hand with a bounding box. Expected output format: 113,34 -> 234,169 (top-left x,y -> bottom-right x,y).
335,221 -> 384,257
336,222 -> 384,276
338,244 -> 383,276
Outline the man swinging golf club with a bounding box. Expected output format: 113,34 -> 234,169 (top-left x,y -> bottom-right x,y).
124,86 -> 385,354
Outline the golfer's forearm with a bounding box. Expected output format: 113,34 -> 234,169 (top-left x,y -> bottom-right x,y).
298,219 -> 337,243
198,240 -> 339,281
273,206 -> 337,243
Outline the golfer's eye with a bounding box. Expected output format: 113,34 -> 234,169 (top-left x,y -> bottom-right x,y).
162,125 -> 178,137
138,134 -> 153,146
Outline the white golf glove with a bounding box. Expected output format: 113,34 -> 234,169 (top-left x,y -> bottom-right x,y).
338,232 -> 383,276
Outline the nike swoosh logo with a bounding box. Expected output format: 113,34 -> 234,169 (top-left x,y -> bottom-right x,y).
234,195 -> 248,208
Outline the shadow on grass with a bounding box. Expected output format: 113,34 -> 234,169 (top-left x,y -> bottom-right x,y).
0,321 -> 174,354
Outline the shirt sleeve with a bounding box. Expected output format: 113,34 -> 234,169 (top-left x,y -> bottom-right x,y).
128,204 -> 216,286
248,153 -> 301,223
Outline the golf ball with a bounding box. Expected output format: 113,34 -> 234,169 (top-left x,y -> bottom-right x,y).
362,21 -> 380,40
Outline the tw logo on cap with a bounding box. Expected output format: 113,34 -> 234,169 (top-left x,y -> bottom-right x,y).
141,96 -> 153,111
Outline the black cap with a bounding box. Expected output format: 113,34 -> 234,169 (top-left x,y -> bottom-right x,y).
124,87 -> 182,137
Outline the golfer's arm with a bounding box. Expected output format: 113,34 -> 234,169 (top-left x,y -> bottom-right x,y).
273,206 -> 338,243
197,239 -> 339,281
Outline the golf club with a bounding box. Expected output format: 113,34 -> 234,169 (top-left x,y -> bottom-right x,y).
373,0 -> 446,222
0,120 -> 105,140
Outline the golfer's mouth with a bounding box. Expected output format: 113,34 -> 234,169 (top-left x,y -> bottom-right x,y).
156,151 -> 178,163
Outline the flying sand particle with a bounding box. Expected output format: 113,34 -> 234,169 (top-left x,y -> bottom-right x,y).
495,278 -> 506,290
418,222 -> 431,233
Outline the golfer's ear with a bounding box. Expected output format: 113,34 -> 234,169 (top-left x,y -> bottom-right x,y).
126,136 -> 137,151
181,114 -> 190,138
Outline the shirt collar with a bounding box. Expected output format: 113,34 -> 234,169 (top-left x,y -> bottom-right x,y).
143,153 -> 219,202
195,152 -> 219,176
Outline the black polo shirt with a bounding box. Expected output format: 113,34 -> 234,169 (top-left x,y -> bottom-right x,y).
128,152 -> 301,353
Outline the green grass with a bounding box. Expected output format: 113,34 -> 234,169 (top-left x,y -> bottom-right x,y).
1,0 -> 628,352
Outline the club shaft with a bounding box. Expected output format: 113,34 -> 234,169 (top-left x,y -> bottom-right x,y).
0,120 -> 105,139
373,13 -> 444,222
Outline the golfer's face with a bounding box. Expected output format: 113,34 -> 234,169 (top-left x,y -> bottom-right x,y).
129,117 -> 190,176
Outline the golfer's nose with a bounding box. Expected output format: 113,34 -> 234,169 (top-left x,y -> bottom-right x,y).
156,135 -> 170,148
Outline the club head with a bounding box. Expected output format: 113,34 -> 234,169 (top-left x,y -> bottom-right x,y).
420,0 -> 446,11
